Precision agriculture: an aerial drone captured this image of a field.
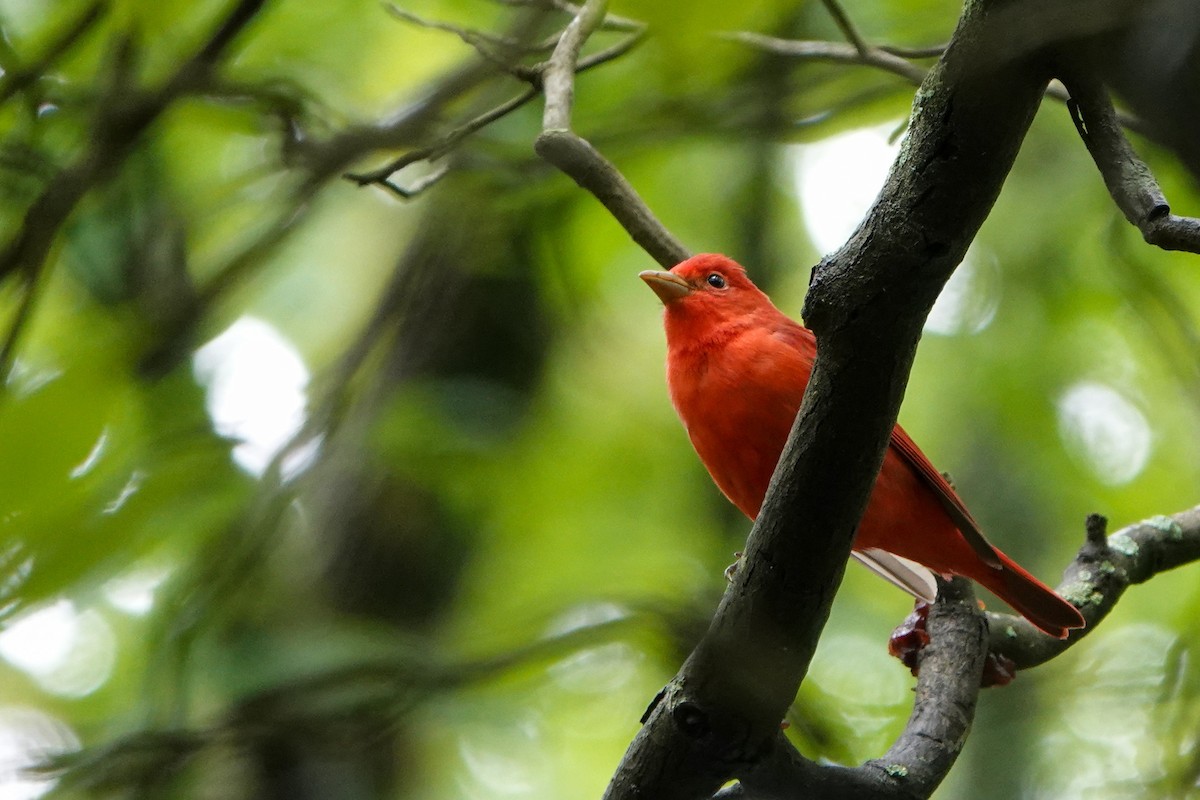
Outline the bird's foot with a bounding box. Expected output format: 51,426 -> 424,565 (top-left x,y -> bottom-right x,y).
887,600 -> 1017,687
723,551 -> 744,583
888,602 -> 932,674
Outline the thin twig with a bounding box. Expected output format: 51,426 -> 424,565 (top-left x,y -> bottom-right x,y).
298,9 -> 557,188
345,87 -> 538,190
533,0 -> 687,267
575,23 -> 645,70
729,33 -> 1149,136
386,4 -> 549,52
820,0 -> 869,56
343,17 -> 644,195
372,163 -> 450,199
877,42 -> 946,58
726,33 -> 928,85
490,0 -> 644,31
385,4 -> 542,81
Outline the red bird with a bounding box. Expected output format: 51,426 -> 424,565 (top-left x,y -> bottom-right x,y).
641,253 -> 1085,639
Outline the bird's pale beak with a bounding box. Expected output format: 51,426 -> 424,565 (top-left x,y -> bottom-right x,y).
639,270 -> 693,304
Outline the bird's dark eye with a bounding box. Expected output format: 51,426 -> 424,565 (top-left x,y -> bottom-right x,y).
706,273 -> 727,289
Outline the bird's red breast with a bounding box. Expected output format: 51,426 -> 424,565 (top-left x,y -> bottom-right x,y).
641,253 -> 1085,638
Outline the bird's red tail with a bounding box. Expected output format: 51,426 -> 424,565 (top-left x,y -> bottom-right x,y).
972,552 -> 1085,639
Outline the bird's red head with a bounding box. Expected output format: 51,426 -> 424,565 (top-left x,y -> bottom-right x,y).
640,254 -> 777,332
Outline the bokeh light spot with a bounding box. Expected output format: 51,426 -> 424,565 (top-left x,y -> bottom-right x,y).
103,566 -> 169,616
0,706 -> 79,800
924,250 -> 1000,336
793,124 -> 901,256
0,602 -> 115,698
193,316 -> 310,477
1056,382 -> 1152,486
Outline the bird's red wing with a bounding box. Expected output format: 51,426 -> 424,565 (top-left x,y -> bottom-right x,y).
769,319 -> 1001,570
888,425 -> 1003,570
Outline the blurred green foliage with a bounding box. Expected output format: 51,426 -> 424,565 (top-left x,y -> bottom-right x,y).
0,1 -> 1196,799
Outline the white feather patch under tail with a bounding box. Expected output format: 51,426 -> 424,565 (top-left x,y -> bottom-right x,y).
851,549 -> 939,603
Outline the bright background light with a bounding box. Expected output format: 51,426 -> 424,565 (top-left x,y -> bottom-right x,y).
1056,381 -> 1152,486
791,124 -> 998,336
193,316 -> 312,477
0,706 -> 78,800
0,601 -> 115,699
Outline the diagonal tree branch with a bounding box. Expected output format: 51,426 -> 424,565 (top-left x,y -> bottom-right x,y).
533,0 -> 688,268
1063,70 -> 1200,254
819,0 -> 870,56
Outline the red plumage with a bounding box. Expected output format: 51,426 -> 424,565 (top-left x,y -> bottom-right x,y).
641,253 -> 1084,639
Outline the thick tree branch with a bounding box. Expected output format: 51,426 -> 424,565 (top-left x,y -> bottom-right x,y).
716,580 -> 988,800
1064,71 -> 1200,253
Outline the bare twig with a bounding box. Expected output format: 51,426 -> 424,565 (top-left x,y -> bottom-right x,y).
533,0 -> 687,267
368,163 -> 451,200
729,33 -> 1148,135
385,5 -> 542,82
386,4 -> 554,53
344,87 -> 538,192
573,22 -> 645,70
344,13 -> 644,196
297,9 -> 556,188
1064,71 -> 1200,254
819,0 -> 869,56
725,33 -> 929,86
491,0 -> 644,32
878,42 -> 946,59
